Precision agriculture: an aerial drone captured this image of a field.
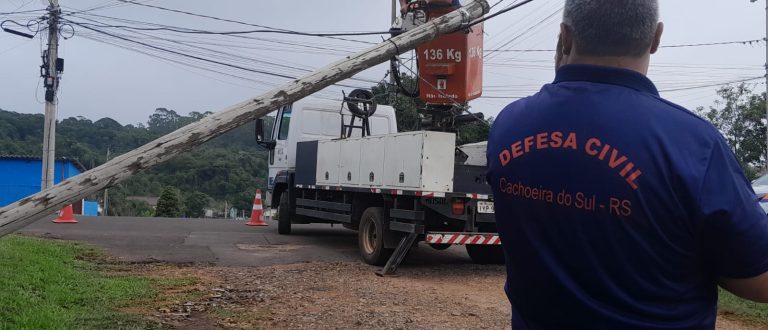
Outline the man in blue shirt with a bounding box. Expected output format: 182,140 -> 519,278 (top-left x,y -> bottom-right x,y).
487,0 -> 768,329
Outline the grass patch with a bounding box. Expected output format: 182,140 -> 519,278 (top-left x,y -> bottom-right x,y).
0,235 -> 178,329
719,289 -> 768,326
209,306 -> 269,330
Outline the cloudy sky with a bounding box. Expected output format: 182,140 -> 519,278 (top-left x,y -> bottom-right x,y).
0,0 -> 764,126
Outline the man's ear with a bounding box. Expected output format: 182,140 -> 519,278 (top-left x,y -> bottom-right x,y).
650,22 -> 664,54
560,23 -> 574,56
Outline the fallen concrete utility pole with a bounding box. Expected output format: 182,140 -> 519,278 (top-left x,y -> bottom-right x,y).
0,1 -> 490,238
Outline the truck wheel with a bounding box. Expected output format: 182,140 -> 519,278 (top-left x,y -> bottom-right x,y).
358,207 -> 394,266
277,193 -> 292,235
466,245 -> 505,265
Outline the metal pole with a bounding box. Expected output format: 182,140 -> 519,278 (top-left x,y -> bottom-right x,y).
764,0 -> 767,168
392,0 -> 397,24
41,0 -> 60,190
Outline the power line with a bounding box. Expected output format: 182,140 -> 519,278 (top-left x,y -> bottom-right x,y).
658,76 -> 764,92
64,12 -> 366,56
66,16 -> 381,85
486,39 -> 767,52
67,20 -> 373,89
469,0 -> 534,27
113,0 -> 377,45
0,9 -> 45,15
68,20 -> 390,37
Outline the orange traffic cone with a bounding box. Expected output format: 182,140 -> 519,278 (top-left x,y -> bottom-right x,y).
53,205 -> 78,224
246,189 -> 268,226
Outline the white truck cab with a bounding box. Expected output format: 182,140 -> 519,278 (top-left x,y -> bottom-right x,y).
261,98 -> 398,205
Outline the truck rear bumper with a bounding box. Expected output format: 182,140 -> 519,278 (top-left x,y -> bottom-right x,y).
425,232 -> 501,245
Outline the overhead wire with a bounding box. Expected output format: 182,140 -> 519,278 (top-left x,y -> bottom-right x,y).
65,15 -> 381,84
113,0 -> 378,45
67,20 -> 373,90
485,39 -> 767,53
64,11 -> 365,56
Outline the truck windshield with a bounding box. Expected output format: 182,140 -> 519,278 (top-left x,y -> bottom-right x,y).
278,107 -> 292,140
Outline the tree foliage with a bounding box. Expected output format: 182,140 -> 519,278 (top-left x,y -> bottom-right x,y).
0,107 -> 268,216
154,187 -> 181,218
698,84 -> 767,178
184,191 -> 211,218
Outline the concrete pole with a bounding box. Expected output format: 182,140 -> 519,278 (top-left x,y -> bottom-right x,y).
0,0 -> 491,237
754,0 -> 768,167
103,147 -> 110,215
390,0 -> 398,87
41,0 -> 60,190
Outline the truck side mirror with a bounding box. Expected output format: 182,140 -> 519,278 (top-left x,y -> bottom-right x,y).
255,118 -> 276,150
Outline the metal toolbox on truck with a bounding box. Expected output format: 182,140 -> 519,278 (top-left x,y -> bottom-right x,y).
311,131 -> 456,192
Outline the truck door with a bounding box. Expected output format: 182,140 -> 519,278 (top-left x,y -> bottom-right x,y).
268,105 -> 292,190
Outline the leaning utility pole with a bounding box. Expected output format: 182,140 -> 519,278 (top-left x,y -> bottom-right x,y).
0,0 -> 490,237
40,0 -> 62,190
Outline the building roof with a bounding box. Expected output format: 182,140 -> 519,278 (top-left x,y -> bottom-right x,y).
0,155 -> 88,173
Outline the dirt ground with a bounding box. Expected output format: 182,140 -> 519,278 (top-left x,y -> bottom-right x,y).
124,261 -> 765,330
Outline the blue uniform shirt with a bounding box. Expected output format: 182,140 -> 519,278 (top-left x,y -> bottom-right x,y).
487,64 -> 768,330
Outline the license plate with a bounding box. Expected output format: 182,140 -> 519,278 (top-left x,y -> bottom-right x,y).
477,201 -> 495,214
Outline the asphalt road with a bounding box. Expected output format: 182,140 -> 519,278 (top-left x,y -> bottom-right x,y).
19,216 -> 474,267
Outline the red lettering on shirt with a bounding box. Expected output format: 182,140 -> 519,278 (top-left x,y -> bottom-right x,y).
550,132 -> 563,148
585,138 -> 601,156
500,150 -> 511,166
512,141 -> 523,159
563,133 -> 578,150
537,132 -> 549,150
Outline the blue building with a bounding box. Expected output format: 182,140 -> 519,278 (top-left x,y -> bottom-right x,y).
0,155 -> 93,214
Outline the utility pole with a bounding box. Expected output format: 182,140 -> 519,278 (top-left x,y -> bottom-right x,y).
764,0 -> 768,169
41,0 -> 62,190
103,147 -> 110,215
390,0 -> 398,87
392,0 -> 398,25
0,0 -> 491,237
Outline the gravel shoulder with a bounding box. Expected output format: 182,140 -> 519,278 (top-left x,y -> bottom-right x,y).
125,262 -> 765,330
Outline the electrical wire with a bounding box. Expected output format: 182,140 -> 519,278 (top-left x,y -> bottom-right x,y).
468,0 -> 534,27
113,0 -> 378,45
485,39 -> 767,52
68,20 -> 375,90
68,20 -> 391,37
658,76 -> 764,93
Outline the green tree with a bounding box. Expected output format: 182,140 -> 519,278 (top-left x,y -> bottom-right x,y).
698,84 -> 767,178
184,191 -> 211,218
154,188 -> 182,218
371,75 -> 425,132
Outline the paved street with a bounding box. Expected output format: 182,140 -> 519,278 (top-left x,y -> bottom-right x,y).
20,216 -> 473,267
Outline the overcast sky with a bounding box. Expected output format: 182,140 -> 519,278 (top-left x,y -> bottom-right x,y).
0,0 -> 764,126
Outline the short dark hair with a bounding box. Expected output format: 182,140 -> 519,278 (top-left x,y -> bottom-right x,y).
563,0 -> 659,57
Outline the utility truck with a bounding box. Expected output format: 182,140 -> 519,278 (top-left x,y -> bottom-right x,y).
255,1 -> 496,274
255,95 -> 499,274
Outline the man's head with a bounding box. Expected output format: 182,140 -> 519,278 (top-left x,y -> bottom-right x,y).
559,0 -> 663,73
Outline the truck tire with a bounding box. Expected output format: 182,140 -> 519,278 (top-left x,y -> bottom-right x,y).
466,245 -> 505,265
358,207 -> 394,266
277,193 -> 292,235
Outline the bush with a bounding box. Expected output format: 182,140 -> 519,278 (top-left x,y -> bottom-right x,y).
154,188 -> 181,218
